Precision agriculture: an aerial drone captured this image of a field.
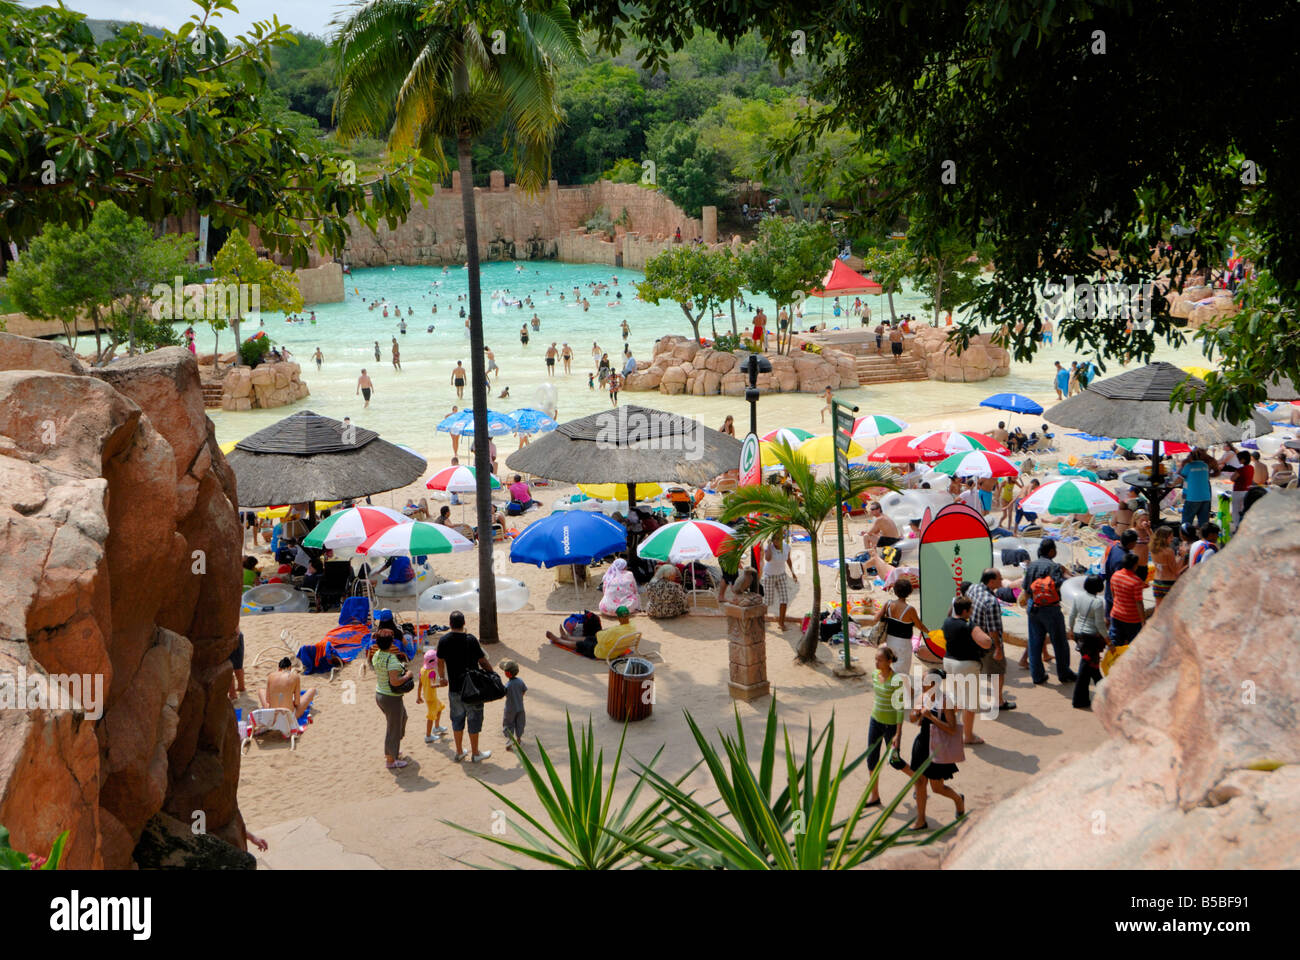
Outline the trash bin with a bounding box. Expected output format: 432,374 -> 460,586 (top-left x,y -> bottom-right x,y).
607,656 -> 654,721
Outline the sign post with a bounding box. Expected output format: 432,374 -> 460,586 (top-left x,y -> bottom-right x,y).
831,400 -> 858,672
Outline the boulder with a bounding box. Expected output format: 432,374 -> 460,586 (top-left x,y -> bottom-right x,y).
672,340 -> 700,363
625,370 -> 662,391
132,811 -> 255,870
228,369 -> 253,398
272,364 -> 291,389
659,365 -> 687,395
720,372 -> 747,396
702,370 -> 722,395
943,493 -> 1300,869
705,350 -> 737,374
0,337 -> 244,869
0,332 -> 87,375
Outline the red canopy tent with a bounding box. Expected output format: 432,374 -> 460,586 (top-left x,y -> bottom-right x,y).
808,259 -> 884,297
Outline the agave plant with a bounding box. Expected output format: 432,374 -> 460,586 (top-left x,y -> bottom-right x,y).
444,714 -> 683,869
619,699 -> 955,870
0,825 -> 67,870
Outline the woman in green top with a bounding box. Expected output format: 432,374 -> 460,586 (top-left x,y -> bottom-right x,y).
242,556 -> 261,591
373,630 -> 415,769
866,645 -> 906,807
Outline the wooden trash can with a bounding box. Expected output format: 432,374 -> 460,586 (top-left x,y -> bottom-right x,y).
607,656 -> 654,721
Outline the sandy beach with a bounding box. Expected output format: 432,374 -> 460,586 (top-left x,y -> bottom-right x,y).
234,394 -> 1118,868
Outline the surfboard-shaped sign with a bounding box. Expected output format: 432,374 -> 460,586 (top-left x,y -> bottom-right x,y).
918,502 -> 994,634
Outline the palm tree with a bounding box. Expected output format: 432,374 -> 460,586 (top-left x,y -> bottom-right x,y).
334,0 -> 584,641
718,440 -> 899,663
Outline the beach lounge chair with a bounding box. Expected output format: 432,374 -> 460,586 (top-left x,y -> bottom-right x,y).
604,631 -> 644,664
338,595 -> 371,626
241,707 -> 309,753
314,560 -> 354,611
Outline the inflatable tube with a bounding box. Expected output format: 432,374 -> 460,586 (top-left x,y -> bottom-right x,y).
418,577 -> 530,614
992,537 -> 1039,565
241,584 -> 310,616
373,564 -> 436,598
1059,575 -> 1088,618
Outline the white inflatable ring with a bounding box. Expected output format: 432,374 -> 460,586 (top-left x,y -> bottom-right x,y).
241,584 -> 310,616
418,577 -> 530,613
1059,575 -> 1089,617
373,565 -> 435,598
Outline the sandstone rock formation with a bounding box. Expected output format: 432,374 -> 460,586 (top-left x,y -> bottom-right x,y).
939,491 -> 1300,868
0,339 -> 245,869
910,323 -> 1011,382
221,361 -> 310,411
627,335 -> 859,397
1165,285 -> 1239,328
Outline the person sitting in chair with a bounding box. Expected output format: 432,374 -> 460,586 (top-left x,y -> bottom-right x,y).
548,606 -> 636,659
372,556 -> 415,584
257,657 -> 317,716
506,474 -> 536,515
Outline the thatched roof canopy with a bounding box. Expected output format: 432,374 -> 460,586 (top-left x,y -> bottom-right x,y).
227,410 -> 425,507
505,404 -> 741,487
1045,362 -> 1271,446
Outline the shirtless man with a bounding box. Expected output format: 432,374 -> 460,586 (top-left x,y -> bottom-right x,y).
545,342 -> 558,377
373,341 -> 381,362
889,323 -> 904,360
561,342 -> 572,374
356,369 -> 374,408
391,337 -> 401,371
451,360 -> 467,399
257,657 -> 317,715
990,421 -> 1010,445
447,405 -> 460,457
312,347 -> 323,370
621,318 -> 630,340
485,347 -> 499,379
860,502 -> 902,549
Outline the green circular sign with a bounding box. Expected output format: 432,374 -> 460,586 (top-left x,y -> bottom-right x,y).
740,433 -> 760,485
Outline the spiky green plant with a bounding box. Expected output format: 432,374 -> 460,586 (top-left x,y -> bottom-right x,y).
444,714 -> 683,869
0,825 -> 67,870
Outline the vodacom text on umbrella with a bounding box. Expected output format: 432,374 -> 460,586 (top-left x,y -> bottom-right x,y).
595,408 -> 706,461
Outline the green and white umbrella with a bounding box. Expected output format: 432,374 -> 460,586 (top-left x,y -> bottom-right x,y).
761,427 -> 816,446
302,505 -> 410,549
637,519 -> 736,563
1115,438 -> 1191,456
931,450 -> 1020,479
851,414 -> 908,442
355,520 -> 474,556
1019,478 -> 1120,516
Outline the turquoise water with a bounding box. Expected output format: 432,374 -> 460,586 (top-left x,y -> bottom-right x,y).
205,261 -> 1214,452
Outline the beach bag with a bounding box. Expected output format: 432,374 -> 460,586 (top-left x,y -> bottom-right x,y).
845,562 -> 865,591
1030,574 -> 1060,606
377,651 -> 414,694
929,717 -> 966,764
459,667 -> 506,705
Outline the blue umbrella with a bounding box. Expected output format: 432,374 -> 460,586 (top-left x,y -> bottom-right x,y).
510,407 -> 558,434
510,511 -> 627,598
980,392 -> 1044,416
444,409 -> 518,437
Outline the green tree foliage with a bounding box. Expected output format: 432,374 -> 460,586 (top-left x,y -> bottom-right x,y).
638,244 -> 734,342
739,217 -> 837,353
551,63 -> 648,184
569,0 -> 1300,420
6,200 -> 190,362
0,0 -> 433,269
210,231 -> 303,367
648,123 -> 725,219
860,239 -> 912,324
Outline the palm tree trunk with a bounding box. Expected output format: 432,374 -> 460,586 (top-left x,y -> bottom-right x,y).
459,132 -> 499,643
796,537 -> 820,661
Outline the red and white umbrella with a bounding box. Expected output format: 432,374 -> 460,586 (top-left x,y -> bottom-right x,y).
356,520 -> 473,556
865,435 -> 944,463
931,450 -> 1020,479
1115,438 -> 1191,456
910,430 -> 1011,457
1020,478 -> 1120,515
637,519 -> 736,563
302,505 -> 411,549
850,414 -> 908,441
425,464 -> 501,493
760,427 -> 816,446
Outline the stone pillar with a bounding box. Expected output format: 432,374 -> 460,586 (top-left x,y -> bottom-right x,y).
489,169 -> 506,192
450,170 -> 460,192
702,205 -> 718,244
723,601 -> 770,701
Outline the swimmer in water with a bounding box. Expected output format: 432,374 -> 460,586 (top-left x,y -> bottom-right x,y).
374,341 -> 381,362
498,386 -> 510,399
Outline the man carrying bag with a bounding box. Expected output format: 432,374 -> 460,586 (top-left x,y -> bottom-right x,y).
436,610 -> 501,763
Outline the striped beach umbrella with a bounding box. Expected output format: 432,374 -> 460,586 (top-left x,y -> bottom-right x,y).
866,435 -> 944,463
850,415 -> 908,441
1019,478 -> 1120,516
577,482 -> 663,500
355,520 -> 473,556
931,450 -> 1020,479
1115,438 -> 1192,456
761,427 -> 816,446
425,465 -> 501,493
302,505 -> 410,549
797,434 -> 866,464
910,430 -> 1012,457
637,519 -> 736,563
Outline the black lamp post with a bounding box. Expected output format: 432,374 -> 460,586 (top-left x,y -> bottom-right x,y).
744,352 -> 773,437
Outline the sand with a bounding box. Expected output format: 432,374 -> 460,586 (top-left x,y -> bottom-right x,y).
233,390 -> 1126,868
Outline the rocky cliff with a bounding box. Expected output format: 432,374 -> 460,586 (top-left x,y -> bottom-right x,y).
0,335 -> 245,868
625,335 -> 859,396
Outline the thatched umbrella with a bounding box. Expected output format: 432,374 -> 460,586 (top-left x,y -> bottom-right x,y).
1044,361 -> 1271,513
227,410 -> 426,518
505,405 -> 741,541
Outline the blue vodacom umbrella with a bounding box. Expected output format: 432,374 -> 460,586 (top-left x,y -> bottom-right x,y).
980,392 -> 1044,416
510,407 -> 559,433
435,410 -> 472,433
448,409 -> 518,437
511,510 -> 628,598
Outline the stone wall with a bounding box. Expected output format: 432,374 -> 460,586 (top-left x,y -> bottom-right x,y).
295,261 -> 345,305
221,360 -> 310,411
337,173 -> 703,268
625,334 -> 859,396
908,322 -> 1012,382
0,336 -> 245,869
1165,284 -> 1239,328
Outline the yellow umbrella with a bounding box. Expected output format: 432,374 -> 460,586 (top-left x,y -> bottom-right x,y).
577,482 -> 663,501
256,501 -> 342,520
219,440 -> 238,455
1182,365 -> 1214,380
796,434 -> 866,465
